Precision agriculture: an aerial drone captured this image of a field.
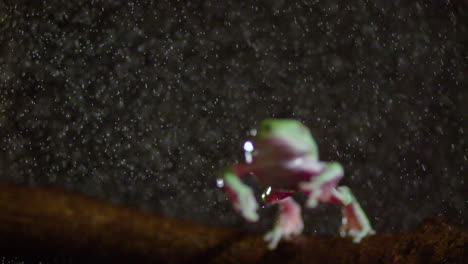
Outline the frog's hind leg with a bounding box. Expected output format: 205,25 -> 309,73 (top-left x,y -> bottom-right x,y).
262,188 -> 304,250
325,186 -> 375,243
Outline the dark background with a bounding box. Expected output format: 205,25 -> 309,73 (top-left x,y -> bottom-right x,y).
0,1 -> 466,255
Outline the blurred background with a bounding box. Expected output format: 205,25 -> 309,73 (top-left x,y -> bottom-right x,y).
0,0 -> 466,248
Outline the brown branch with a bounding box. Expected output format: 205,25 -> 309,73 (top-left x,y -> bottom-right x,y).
0,182 -> 466,263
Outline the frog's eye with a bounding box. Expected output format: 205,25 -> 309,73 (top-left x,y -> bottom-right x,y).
262,123 -> 272,133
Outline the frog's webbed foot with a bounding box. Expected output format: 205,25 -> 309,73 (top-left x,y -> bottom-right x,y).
264,197 -> 303,249
331,186 -> 375,242
222,169 -> 259,222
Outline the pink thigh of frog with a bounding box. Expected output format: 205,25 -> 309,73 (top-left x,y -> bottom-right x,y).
301,178 -> 342,201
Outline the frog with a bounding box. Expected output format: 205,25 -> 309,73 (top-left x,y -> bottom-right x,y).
217,119 -> 375,249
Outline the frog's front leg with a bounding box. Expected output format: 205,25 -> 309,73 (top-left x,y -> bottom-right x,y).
218,164 -> 259,222
262,190 -> 303,250
299,162 -> 344,208
298,162 -> 375,242
327,186 -> 375,242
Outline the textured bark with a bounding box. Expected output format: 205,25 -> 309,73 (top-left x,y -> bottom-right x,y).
0,183 -> 466,263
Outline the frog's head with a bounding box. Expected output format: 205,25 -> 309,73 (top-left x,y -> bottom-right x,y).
255,119 -> 319,158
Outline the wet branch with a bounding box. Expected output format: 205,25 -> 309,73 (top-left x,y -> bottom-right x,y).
0,182 -> 466,263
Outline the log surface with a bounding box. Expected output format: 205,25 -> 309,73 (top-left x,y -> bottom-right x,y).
0,183 -> 466,263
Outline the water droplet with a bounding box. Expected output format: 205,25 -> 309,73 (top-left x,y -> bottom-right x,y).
216,177 -> 224,188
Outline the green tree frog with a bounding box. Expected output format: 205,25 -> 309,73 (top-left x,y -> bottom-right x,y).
217,119 -> 375,249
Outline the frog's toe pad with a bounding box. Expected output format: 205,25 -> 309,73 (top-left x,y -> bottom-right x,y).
341,226 -> 375,243
264,227 -> 282,250
352,228 -> 376,243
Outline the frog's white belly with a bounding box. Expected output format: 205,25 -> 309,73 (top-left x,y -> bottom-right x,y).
253,157 -> 325,189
